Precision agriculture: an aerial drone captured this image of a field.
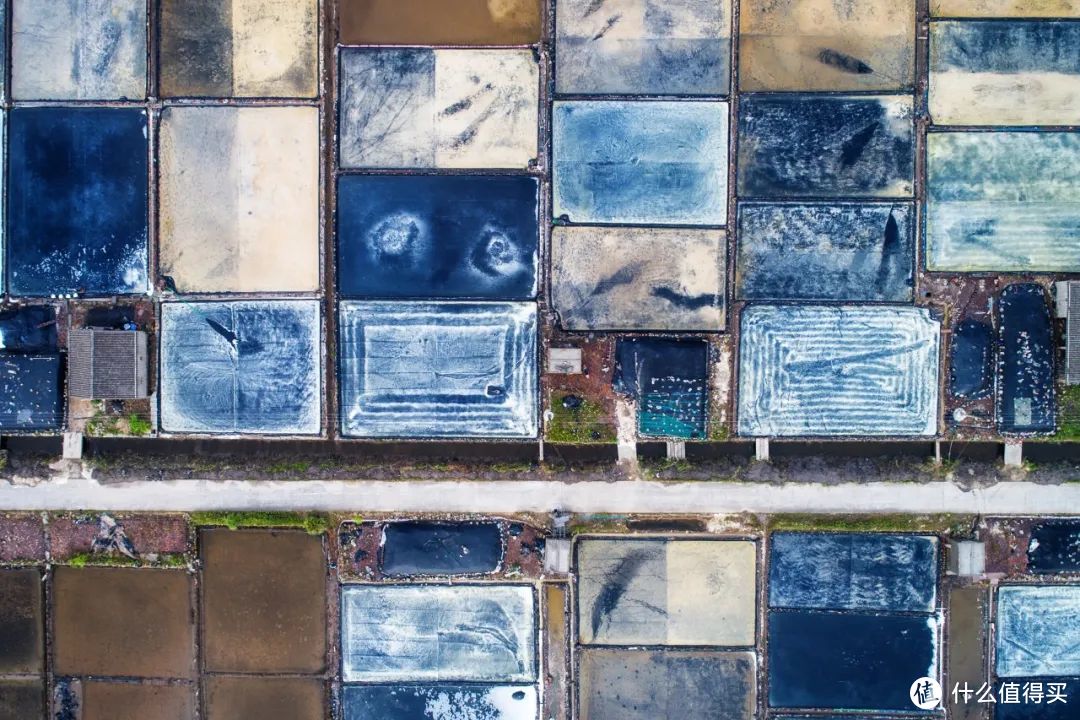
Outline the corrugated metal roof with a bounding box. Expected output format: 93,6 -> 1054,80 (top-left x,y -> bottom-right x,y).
68,329 -> 148,400
1067,282 -> 1080,385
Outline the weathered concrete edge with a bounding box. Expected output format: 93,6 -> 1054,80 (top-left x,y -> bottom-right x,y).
0,479 -> 1077,514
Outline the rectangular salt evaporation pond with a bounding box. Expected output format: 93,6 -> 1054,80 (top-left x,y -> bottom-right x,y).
769,533 -> 938,612
932,0 -> 1080,15
576,539 -> 757,646
614,339 -> 709,439
579,649 -> 755,720
341,585 -> 536,682
339,0 -> 541,45
1028,520 -> 1080,574
739,0 -> 915,92
768,611 -> 939,711
159,0 -> 317,97
737,95 -> 914,199
7,108 -> 148,297
930,21 -> 1080,126
552,101 -> 728,225
382,522 -> 503,576
555,0 -> 731,96
927,132 -> 1080,272
950,319 -> 994,399
0,355 -> 62,431
339,48 -> 539,169
551,227 -> 725,331
337,175 -> 538,300
998,284 -> 1054,434
343,685 -> 538,720
11,0 -> 146,100
737,202 -> 914,301
159,301 -> 321,435
738,305 -> 941,437
339,302 -> 537,438
996,585 -> 1080,677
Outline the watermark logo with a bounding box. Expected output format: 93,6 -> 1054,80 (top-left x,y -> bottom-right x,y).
911,677 -> 942,709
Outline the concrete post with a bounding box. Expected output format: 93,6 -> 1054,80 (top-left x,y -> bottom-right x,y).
666,441 -> 686,460
755,438 -> 770,462
1003,442 -> 1023,467
62,432 -> 84,461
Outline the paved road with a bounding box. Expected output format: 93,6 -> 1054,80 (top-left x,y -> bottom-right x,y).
0,477 -> 1077,514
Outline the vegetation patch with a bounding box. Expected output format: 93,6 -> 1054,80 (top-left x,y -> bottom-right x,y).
767,513 -> 977,537
547,393 -> 616,444
189,511 -> 329,535
1053,384 -> 1080,440
65,551 -> 187,568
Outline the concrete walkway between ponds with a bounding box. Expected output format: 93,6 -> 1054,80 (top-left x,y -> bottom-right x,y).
0,477 -> 1077,514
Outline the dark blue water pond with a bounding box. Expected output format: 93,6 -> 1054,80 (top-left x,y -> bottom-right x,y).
0,355 -> 63,431
0,307 -> 57,353
769,533 -> 938,613
737,202 -> 914,302
933,21 -> 1080,75
343,684 -> 536,720
951,319 -> 994,399
338,175 -> 538,300
1028,521 -> 1080,574
768,610 -> 937,711
995,678 -> 1078,720
737,95 -> 914,199
381,522 -> 503,576
614,339 -> 708,439
7,108 -> 148,297
997,284 -> 1054,434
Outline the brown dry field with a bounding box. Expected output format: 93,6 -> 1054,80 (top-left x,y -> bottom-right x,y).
338,0 -> 541,45
0,568 -> 43,675
0,679 -> 44,718
80,682 -> 196,720
201,529 -> 327,673
52,567 -> 195,678
204,676 -> 325,720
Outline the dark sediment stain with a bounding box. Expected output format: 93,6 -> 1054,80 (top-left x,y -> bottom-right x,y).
339,0 -> 541,45
205,318 -> 238,347
590,549 -> 653,638
650,288 -> 717,311
160,0 -> 233,97
818,48 -> 874,74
